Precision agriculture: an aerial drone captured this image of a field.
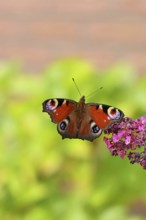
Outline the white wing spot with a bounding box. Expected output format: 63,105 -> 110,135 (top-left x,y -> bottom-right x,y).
99,105 -> 103,109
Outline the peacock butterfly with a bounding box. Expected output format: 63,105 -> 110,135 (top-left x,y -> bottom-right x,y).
42,96 -> 124,141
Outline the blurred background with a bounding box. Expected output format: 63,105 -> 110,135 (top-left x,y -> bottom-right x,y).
0,1 -> 146,220
1,0 -> 146,73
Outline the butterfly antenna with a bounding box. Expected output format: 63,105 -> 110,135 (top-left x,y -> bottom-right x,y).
86,86 -> 103,99
72,78 -> 82,97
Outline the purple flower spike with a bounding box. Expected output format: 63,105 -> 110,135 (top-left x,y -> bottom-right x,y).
103,116 -> 146,169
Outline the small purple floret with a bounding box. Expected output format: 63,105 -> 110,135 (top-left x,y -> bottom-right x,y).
103,116 -> 146,169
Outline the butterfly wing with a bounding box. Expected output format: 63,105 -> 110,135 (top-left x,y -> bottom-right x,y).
42,98 -> 76,122
88,103 -> 124,127
42,98 -> 79,139
78,103 -> 124,141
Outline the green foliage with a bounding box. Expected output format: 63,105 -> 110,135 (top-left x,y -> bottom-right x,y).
0,59 -> 146,220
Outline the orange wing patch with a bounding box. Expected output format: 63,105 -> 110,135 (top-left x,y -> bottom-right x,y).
52,102 -> 74,122
88,105 -> 110,128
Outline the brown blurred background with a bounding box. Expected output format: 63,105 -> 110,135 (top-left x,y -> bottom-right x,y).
0,0 -> 146,73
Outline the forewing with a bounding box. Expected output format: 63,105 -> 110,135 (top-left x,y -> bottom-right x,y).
42,98 -> 76,123
87,103 -> 124,129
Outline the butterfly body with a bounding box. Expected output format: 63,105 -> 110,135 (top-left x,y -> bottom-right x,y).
42,96 -> 124,141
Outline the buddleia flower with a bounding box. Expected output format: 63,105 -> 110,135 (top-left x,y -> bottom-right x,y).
104,117 -> 146,169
